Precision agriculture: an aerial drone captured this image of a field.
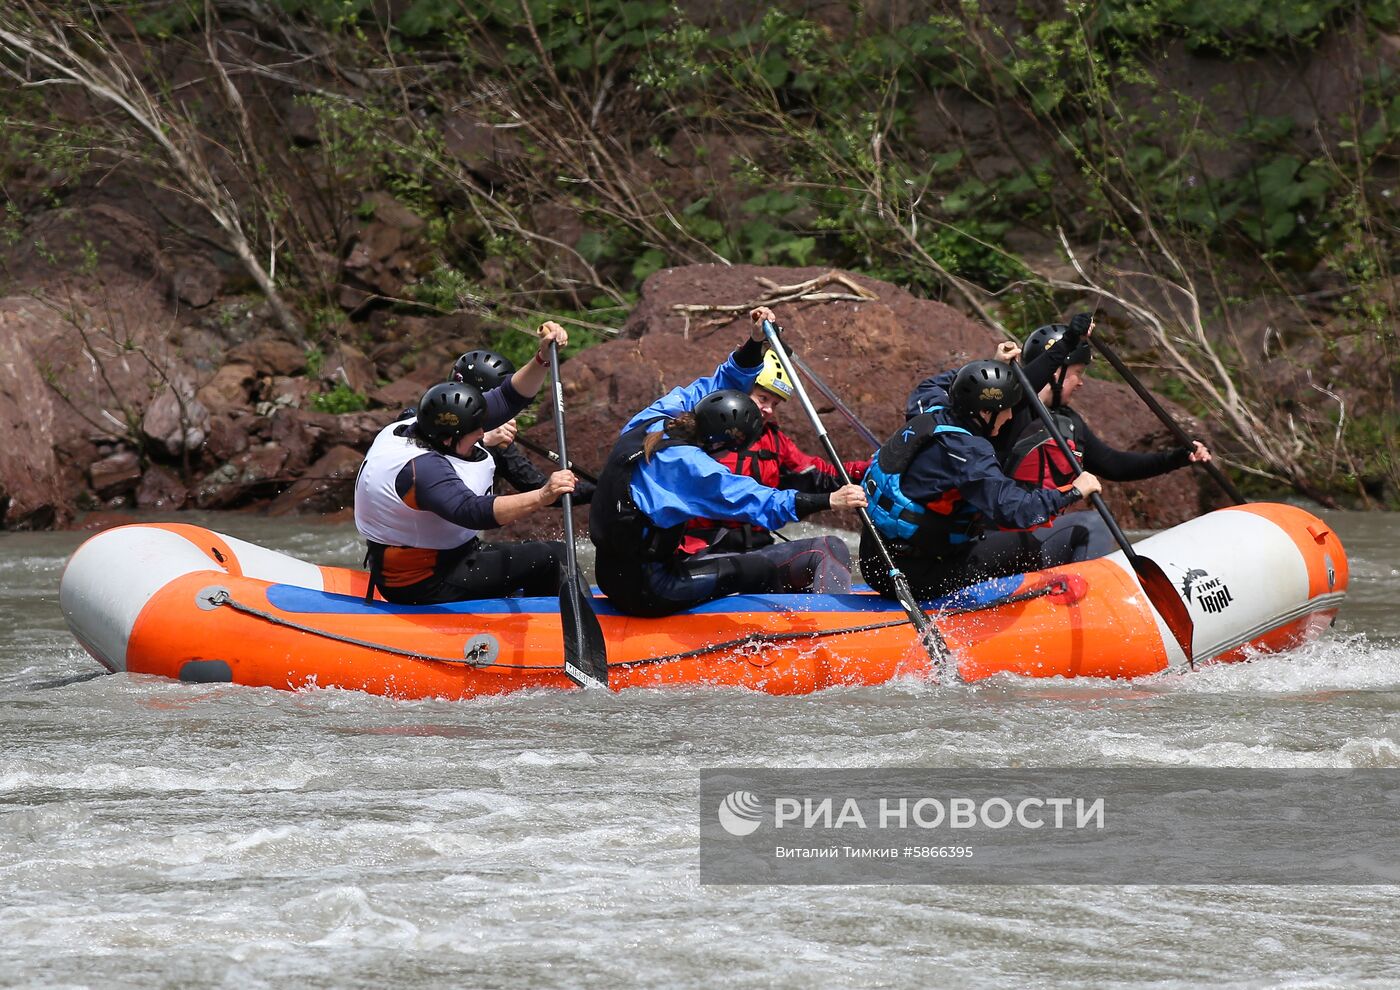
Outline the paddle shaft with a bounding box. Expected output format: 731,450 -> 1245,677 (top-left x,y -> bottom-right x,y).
1007,360 -> 1137,557
788,351 -> 882,450
760,321 -> 952,667
516,435 -> 599,484
1088,337 -> 1247,505
548,340 -> 608,688
548,346 -> 578,568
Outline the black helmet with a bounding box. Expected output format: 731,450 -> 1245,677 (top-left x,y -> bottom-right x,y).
693,389 -> 764,452
451,349 -> 515,391
416,382 -> 487,450
1024,324 -> 1091,367
949,360 -> 1024,418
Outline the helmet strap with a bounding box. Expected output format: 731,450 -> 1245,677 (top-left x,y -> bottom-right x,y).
1050,366 -> 1067,409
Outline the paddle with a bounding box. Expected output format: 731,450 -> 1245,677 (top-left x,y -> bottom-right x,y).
787,351 -> 881,451
760,320 -> 956,675
515,434 -> 600,485
1006,358 -> 1195,660
1088,336 -> 1247,506
547,340 -> 609,689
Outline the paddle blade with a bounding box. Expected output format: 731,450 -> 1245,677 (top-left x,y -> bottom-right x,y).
559,568 -> 609,689
887,571 -> 957,680
1130,554 -> 1195,661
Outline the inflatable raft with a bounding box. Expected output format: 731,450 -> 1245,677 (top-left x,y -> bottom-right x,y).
59,503 -> 1346,698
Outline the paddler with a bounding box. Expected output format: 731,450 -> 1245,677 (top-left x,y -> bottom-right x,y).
860,354 -> 1101,600
354,322 -> 577,604
679,312 -> 870,556
588,306 -> 867,617
994,317 -> 1213,558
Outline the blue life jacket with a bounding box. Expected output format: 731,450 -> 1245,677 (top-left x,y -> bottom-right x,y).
589,416 -> 694,562
863,410 -> 981,552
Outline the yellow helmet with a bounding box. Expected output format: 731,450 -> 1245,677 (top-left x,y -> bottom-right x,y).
755,350 -> 794,400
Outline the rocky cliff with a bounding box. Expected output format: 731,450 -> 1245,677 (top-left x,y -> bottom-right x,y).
0,221 -> 1215,535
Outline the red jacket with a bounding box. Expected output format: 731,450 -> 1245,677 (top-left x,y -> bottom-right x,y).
681,422 -> 870,554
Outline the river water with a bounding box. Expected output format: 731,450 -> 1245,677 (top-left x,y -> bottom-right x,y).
2,510 -> 1397,988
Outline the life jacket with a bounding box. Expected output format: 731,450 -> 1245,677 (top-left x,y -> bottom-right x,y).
589,417 -> 695,562
355,418 -> 497,600
862,410 -> 981,554
1003,408 -> 1083,490
680,423 -> 782,553
354,419 -> 496,550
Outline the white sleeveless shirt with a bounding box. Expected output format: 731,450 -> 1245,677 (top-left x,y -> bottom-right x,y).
354,418 -> 496,549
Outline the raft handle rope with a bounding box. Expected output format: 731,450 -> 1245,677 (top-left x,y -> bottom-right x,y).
202,579 -> 1068,675
204,589 -> 496,667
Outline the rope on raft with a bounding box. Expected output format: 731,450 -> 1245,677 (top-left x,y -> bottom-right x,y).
207,579 -> 1068,675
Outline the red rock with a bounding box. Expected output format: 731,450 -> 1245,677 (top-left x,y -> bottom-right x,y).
262,375 -> 315,409
267,445 -> 364,516
135,465 -> 188,510
171,259 -> 223,308
194,444 -> 290,509
196,362 -> 257,414
228,336 -> 307,376
14,204 -> 160,280
370,375 -> 432,410
364,192 -> 426,233
284,101 -> 321,145
442,112 -> 519,182
300,410 -> 396,450
0,278 -> 208,528
320,342 -> 377,396
142,389 -> 211,458
205,413 -> 251,462
90,450 -> 142,497
267,407 -> 320,475
0,306 -> 69,528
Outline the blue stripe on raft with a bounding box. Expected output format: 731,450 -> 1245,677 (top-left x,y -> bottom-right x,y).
265,575 -> 1026,617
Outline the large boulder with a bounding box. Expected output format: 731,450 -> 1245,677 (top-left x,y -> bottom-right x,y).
520,264 -> 1217,531
0,304 -> 71,528
0,284 -> 203,528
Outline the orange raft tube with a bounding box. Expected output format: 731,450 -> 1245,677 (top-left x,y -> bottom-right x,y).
59,503 -> 1346,698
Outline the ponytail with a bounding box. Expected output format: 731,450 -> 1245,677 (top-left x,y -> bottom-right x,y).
643,414 -> 697,460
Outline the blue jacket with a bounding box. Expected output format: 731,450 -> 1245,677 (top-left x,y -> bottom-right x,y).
620,344 -> 804,532
897,401 -> 1077,532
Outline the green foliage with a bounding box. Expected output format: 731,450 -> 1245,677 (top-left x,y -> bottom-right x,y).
1097,0 -> 1353,53
410,266 -> 477,312
310,381 -> 369,414
115,0 -> 200,39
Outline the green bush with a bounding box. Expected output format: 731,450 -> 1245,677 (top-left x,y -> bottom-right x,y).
310,382 -> 369,414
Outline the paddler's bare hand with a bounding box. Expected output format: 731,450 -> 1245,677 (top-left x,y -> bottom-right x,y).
1187,441 -> 1212,463
540,470 -> 577,503
995,341 -> 1021,363
536,320 -> 569,357
1070,472 -> 1102,498
483,419 -> 518,449
829,484 -> 867,511
750,305 -> 777,341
